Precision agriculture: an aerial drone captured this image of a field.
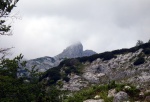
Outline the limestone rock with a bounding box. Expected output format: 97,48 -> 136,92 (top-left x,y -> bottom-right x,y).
55,42 -> 83,59
83,99 -> 104,102
124,86 -> 131,90
55,42 -> 96,59
83,50 -> 97,57
139,92 -> 144,97
113,91 -> 129,102
108,89 -> 116,98
26,56 -> 60,72
61,74 -> 88,91
94,95 -> 101,99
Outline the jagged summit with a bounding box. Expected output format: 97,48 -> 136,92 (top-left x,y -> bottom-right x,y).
55,42 -> 96,59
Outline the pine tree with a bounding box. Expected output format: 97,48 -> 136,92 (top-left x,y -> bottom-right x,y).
0,0 -> 19,35
0,0 -> 19,55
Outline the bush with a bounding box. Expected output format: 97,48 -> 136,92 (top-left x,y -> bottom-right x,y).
143,48 -> 150,55
63,76 -> 70,82
125,86 -> 140,97
134,57 -> 145,65
60,59 -> 80,67
108,81 -> 117,89
102,52 -> 116,61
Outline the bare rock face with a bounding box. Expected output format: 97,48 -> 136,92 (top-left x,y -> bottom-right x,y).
82,49 -> 150,87
61,74 -> 88,91
26,56 -> 61,72
55,42 -> 96,59
83,50 -> 97,57
18,56 -> 61,76
108,89 -> 117,98
113,91 -> 129,102
55,42 -> 83,59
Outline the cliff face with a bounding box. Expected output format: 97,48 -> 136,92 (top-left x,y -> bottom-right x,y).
55,42 -> 96,59
55,42 -> 83,59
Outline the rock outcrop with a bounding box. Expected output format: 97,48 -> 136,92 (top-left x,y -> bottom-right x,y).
113,91 -> 129,102
61,49 -> 150,91
26,56 -> 61,72
108,89 -> 117,98
61,74 -> 88,91
83,50 -> 97,57
55,42 -> 96,59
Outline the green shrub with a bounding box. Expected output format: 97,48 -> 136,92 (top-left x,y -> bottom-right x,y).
134,57 -> 145,65
115,84 -> 125,92
108,81 -> 117,89
143,48 -> 150,55
63,76 -> 70,82
124,86 -> 140,97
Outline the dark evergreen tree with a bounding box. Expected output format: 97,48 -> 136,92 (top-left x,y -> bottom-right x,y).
0,0 -> 19,55
0,0 -> 19,35
136,40 -> 144,46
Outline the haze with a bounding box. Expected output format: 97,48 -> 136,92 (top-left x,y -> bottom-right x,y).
1,0 -> 150,59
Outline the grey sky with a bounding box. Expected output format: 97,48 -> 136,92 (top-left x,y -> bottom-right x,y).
1,0 -> 150,59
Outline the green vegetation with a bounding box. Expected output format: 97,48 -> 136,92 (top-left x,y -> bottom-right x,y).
136,40 -> 144,47
0,0 -> 19,36
77,52 -> 116,63
0,54 -> 65,102
134,57 -> 145,65
1,2 -> 150,101
143,48 -> 150,55
0,55 -> 41,101
41,58 -> 85,84
64,81 -> 141,102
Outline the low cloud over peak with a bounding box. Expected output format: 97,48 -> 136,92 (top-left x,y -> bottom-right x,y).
1,0 -> 150,59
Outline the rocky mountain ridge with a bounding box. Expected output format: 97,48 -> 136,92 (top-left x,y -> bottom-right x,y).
61,49 -> 150,91
25,42 -> 96,72
41,42 -> 150,92
55,42 -> 96,59
38,42 -> 150,102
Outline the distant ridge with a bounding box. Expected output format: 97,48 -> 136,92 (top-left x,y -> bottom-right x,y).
24,42 -> 96,72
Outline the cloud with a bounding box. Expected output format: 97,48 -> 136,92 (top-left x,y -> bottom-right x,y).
1,0 -> 150,59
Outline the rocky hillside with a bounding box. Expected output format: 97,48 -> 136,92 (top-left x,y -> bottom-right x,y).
40,42 -> 150,101
60,48 -> 150,91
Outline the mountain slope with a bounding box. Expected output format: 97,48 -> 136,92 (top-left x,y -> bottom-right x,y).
41,42 -> 150,91
26,56 -> 61,72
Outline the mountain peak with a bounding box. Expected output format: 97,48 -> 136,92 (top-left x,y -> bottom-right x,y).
55,42 -> 96,59
67,42 -> 83,49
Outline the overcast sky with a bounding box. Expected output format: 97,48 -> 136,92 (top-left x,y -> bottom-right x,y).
1,0 -> 150,59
